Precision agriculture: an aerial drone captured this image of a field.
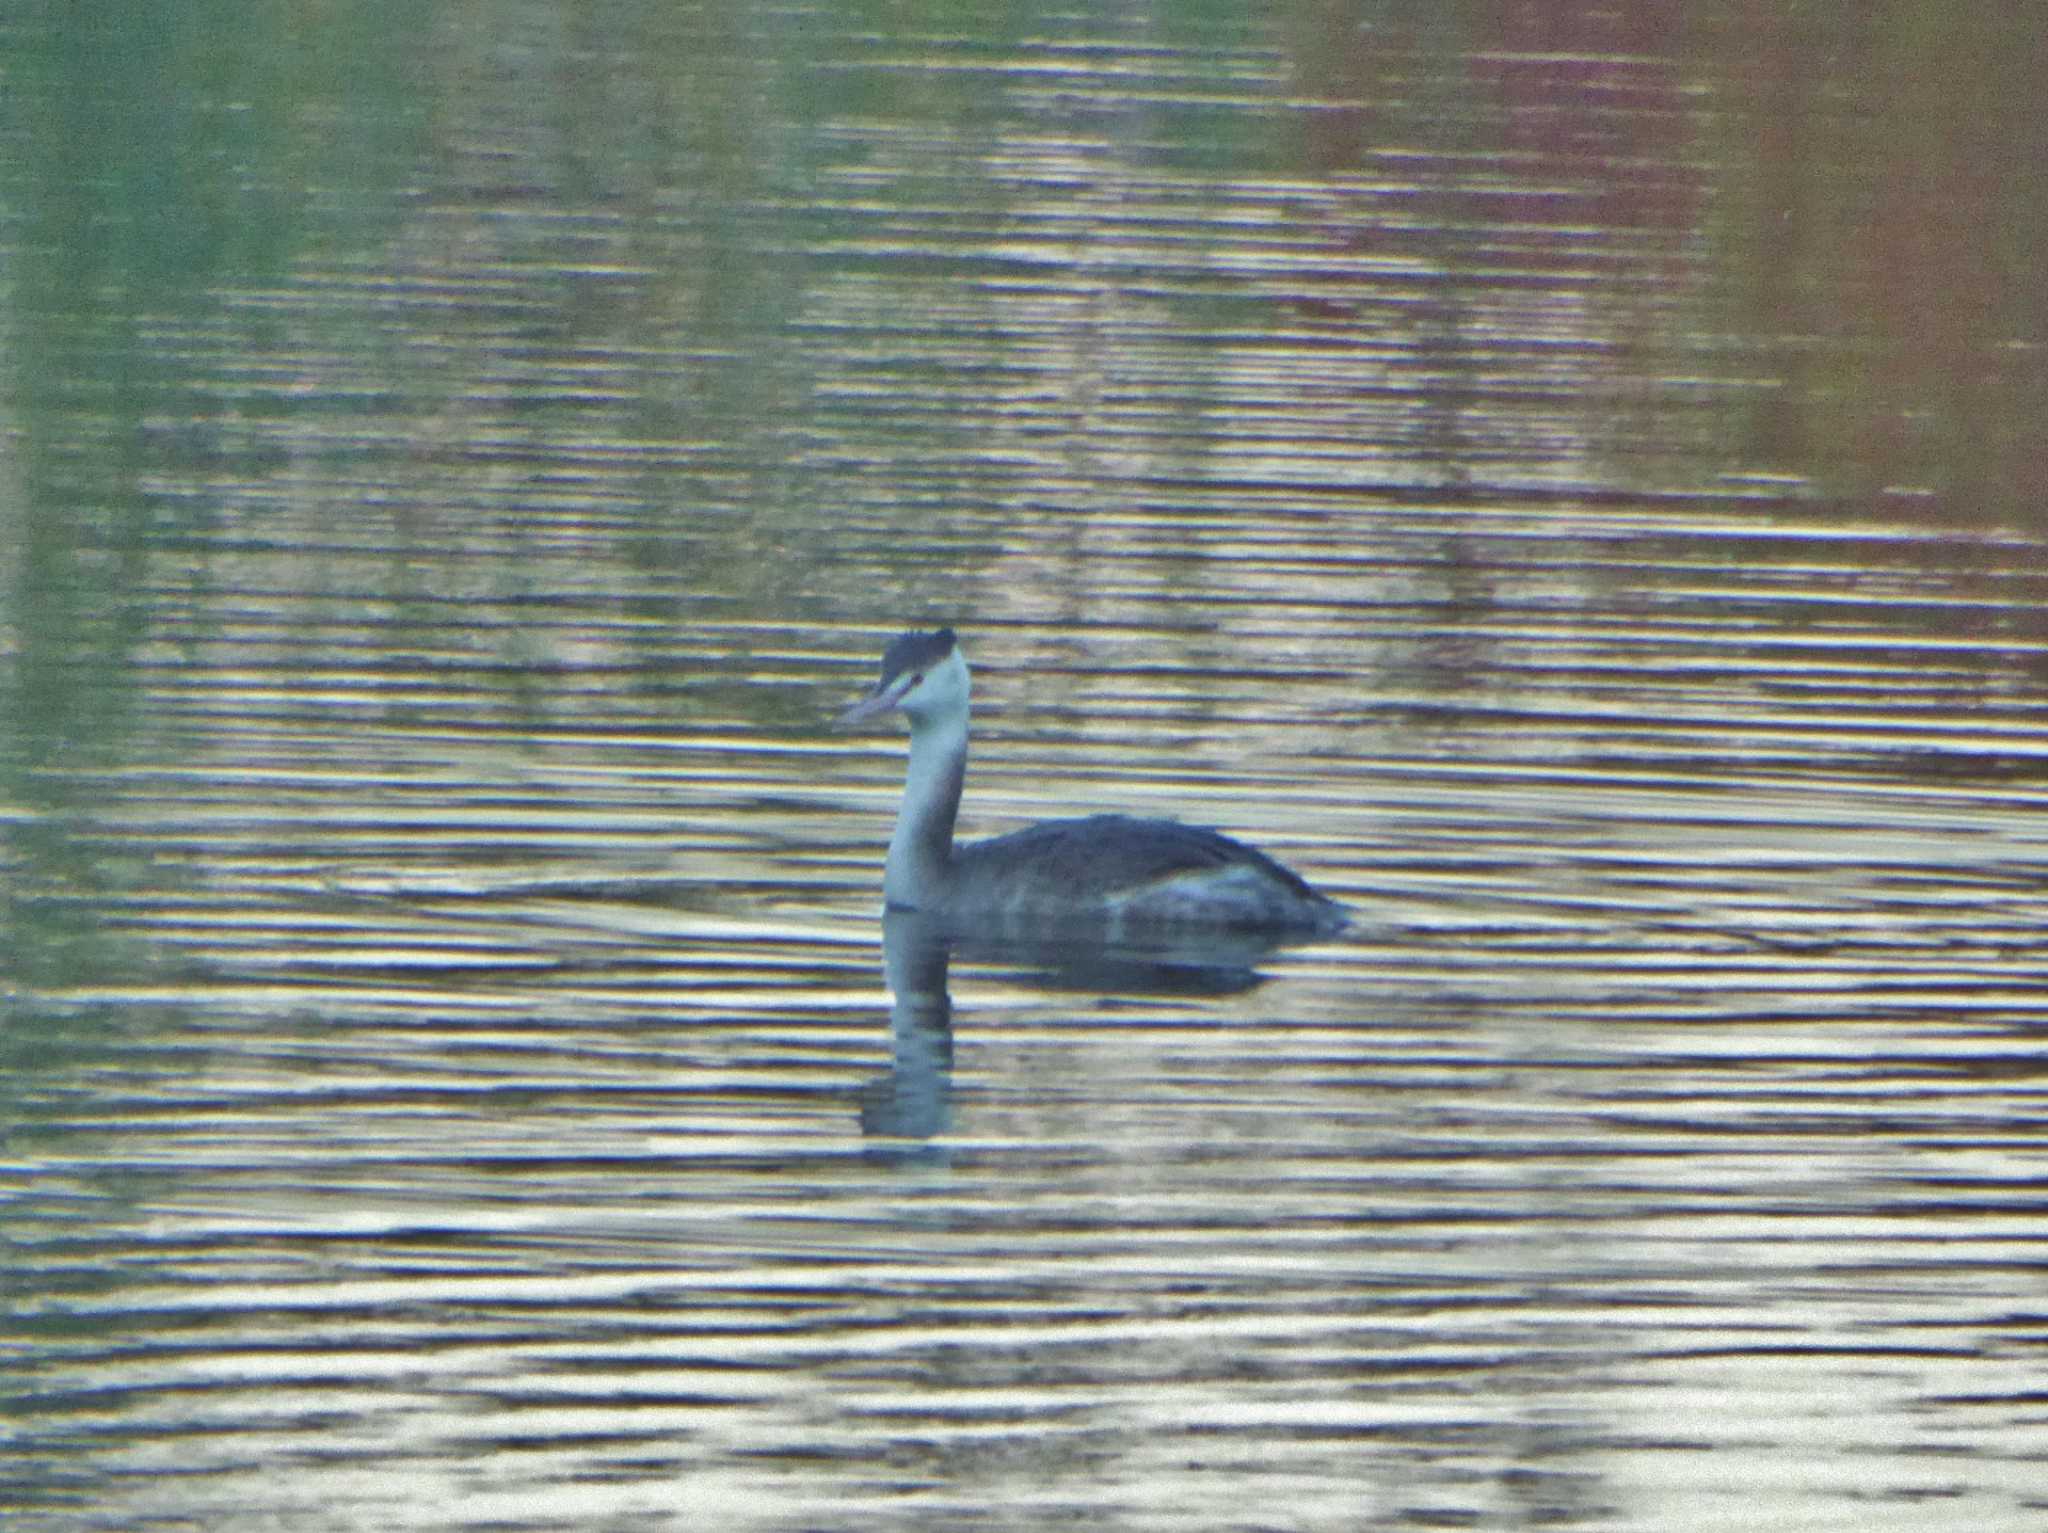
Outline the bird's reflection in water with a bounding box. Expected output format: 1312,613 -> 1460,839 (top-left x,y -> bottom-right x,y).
858,908 -> 1318,1145
858,910 -> 956,1143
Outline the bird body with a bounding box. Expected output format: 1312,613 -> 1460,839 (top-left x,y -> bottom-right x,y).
839,628 -> 1347,938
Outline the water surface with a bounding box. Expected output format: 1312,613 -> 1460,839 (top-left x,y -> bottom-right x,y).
4,4 -> 2046,1530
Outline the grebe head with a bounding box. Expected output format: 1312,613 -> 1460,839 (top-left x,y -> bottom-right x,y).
838,627 -> 970,730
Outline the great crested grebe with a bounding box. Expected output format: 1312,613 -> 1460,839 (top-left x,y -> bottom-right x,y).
837,628 -> 1348,936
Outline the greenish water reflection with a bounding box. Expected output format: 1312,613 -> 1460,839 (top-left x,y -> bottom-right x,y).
3,4 -> 2046,1530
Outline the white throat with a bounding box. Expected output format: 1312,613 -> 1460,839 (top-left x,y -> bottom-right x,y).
884,697 -> 969,910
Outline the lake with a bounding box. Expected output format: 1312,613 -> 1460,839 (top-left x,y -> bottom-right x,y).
3,4 -> 2045,1530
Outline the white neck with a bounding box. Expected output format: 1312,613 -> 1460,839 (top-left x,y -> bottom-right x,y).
884,702 -> 967,910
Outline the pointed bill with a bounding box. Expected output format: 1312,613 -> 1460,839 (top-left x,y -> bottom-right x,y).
835,671 -> 916,727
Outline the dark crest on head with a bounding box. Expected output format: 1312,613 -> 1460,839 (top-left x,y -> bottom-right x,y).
879,627 -> 957,684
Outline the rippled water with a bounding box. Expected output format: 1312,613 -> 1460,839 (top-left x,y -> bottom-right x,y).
6,5 -> 2048,1531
